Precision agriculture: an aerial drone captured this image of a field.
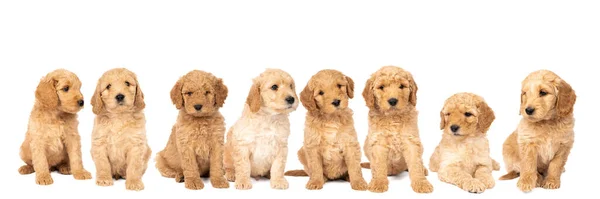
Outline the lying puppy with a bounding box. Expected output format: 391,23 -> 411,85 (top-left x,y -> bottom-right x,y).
429,93 -> 499,193
91,68 -> 151,191
156,70 -> 229,190
500,70 -> 576,192
18,69 -> 92,185
224,69 -> 298,190
361,66 -> 433,193
285,69 -> 367,191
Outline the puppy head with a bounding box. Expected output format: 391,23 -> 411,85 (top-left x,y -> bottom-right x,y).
246,69 -> 298,114
363,66 -> 418,112
301,69 -> 354,114
170,70 -> 228,116
35,69 -> 84,113
440,93 -> 495,137
91,68 -> 145,114
520,70 -> 576,121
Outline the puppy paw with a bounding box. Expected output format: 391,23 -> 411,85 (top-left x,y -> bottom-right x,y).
351,178 -> 368,191
35,173 -> 54,185
368,178 -> 389,193
96,176 -> 114,186
126,179 -> 145,191
306,179 -> 324,190
18,165 -> 34,175
478,176 -> 495,189
461,179 -> 486,194
411,179 -> 434,193
225,169 -> 235,182
211,176 -> 230,189
270,178 -> 289,190
235,179 -> 252,190
174,173 -> 184,183
57,165 -> 71,175
517,175 -> 537,192
72,170 -> 92,180
185,177 -> 204,190
541,177 -> 561,189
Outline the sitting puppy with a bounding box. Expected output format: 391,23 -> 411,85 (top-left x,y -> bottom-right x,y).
285,69 -> 367,191
500,70 -> 576,192
18,69 -> 92,185
224,69 -> 298,190
156,70 -> 230,190
361,66 -> 433,193
429,93 -> 499,193
91,68 -> 152,191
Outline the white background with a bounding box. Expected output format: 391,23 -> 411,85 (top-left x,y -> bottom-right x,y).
1,1 -> 598,198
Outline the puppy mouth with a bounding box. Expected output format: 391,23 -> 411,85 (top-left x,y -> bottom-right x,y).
452,132 -> 462,136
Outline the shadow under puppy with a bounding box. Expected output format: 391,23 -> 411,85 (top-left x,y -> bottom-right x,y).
91,68 -> 151,191
429,93 -> 500,193
19,69 -> 92,185
285,69 -> 367,191
224,69 -> 299,190
155,70 -> 229,190
500,70 -> 576,192
360,66 -> 433,193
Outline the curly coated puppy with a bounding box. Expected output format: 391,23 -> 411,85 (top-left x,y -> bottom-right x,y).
429,93 -> 500,193
90,68 -> 152,191
285,69 -> 367,191
18,69 -> 92,185
500,70 -> 576,192
224,69 -> 299,190
155,70 -> 229,190
360,66 -> 433,193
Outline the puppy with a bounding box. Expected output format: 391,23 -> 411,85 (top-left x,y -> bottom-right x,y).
91,68 -> 151,191
500,70 -> 576,192
285,69 -> 367,191
18,69 -> 92,185
155,70 -> 229,190
224,69 -> 299,190
360,66 -> 433,193
429,93 -> 499,193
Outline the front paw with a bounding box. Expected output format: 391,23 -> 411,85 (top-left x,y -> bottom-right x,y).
478,176 -> 495,189
96,175 -> 114,186
541,177 -> 561,189
36,173 -> 54,185
185,177 -> 204,190
211,176 -> 230,189
351,178 -> 368,191
72,170 -> 92,180
270,178 -> 289,190
411,179 -> 434,193
461,179 -> 486,194
517,175 -> 537,192
235,178 -> 252,190
175,173 -> 184,183
368,178 -> 389,193
225,169 -> 235,182
126,179 -> 145,191
306,179 -> 324,190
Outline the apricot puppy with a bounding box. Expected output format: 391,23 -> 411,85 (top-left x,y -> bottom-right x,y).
429,93 -> 500,194
18,69 -> 92,185
500,70 -> 576,192
285,69 -> 367,191
156,70 -> 229,190
361,66 -> 433,193
91,68 -> 152,191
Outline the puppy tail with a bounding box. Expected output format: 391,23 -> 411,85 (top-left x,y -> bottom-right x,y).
492,159 -> 501,171
284,170 -> 308,177
360,162 -> 371,169
499,171 -> 519,180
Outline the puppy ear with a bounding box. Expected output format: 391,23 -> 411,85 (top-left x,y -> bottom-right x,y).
439,111 -> 446,130
91,81 -> 105,114
35,76 -> 58,110
556,79 -> 576,117
246,81 -> 261,113
477,101 -> 495,133
362,77 -> 376,109
215,78 -> 228,108
345,76 -> 354,99
519,91 -> 525,115
133,78 -> 145,111
170,78 -> 184,109
300,83 -> 317,112
409,77 -> 418,106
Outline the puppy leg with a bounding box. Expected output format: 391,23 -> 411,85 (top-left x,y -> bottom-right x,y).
439,165 -> 486,193
30,139 -> 53,185
343,140 -> 367,191
474,165 -> 495,189
542,144 -> 572,189
270,145 -> 289,189
91,144 -> 113,186
304,147 -> 325,190
64,133 -> 91,180
368,145 -> 389,193
233,146 -> 252,190
209,135 -> 229,189
223,143 -> 236,182
429,145 -> 441,172
517,143 -> 538,192
125,146 -> 147,191
400,136 -> 433,193
178,144 -> 203,190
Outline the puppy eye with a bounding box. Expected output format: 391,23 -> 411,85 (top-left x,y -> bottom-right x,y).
186,92 -> 193,96
290,84 -> 293,89
318,91 -> 324,95
125,81 -> 131,86
465,112 -> 473,117
271,84 -> 278,91
399,84 -> 405,89
337,84 -> 342,89
445,113 -> 450,116
106,84 -> 111,90
539,91 -> 548,97
378,85 -> 384,90
205,91 -> 211,95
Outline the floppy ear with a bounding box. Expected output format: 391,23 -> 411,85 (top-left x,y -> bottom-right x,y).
556,80 -> 576,117
133,78 -> 145,111
409,77 -> 418,106
300,83 -> 317,112
215,78 -> 228,108
439,111 -> 446,130
519,91 -> 525,115
246,81 -> 261,113
35,76 -> 58,110
345,76 -> 354,99
362,77 -> 376,109
477,101 -> 495,133
91,81 -> 105,114
170,78 -> 184,109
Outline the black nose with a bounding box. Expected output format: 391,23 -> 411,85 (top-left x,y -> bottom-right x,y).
332,99 -> 341,107
388,98 -> 398,106
78,100 -> 84,107
285,96 -> 295,105
115,94 -> 125,102
450,125 -> 460,133
525,107 -> 535,115
194,104 -> 203,111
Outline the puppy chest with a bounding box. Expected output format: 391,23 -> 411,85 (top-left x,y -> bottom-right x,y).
251,130 -> 285,163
